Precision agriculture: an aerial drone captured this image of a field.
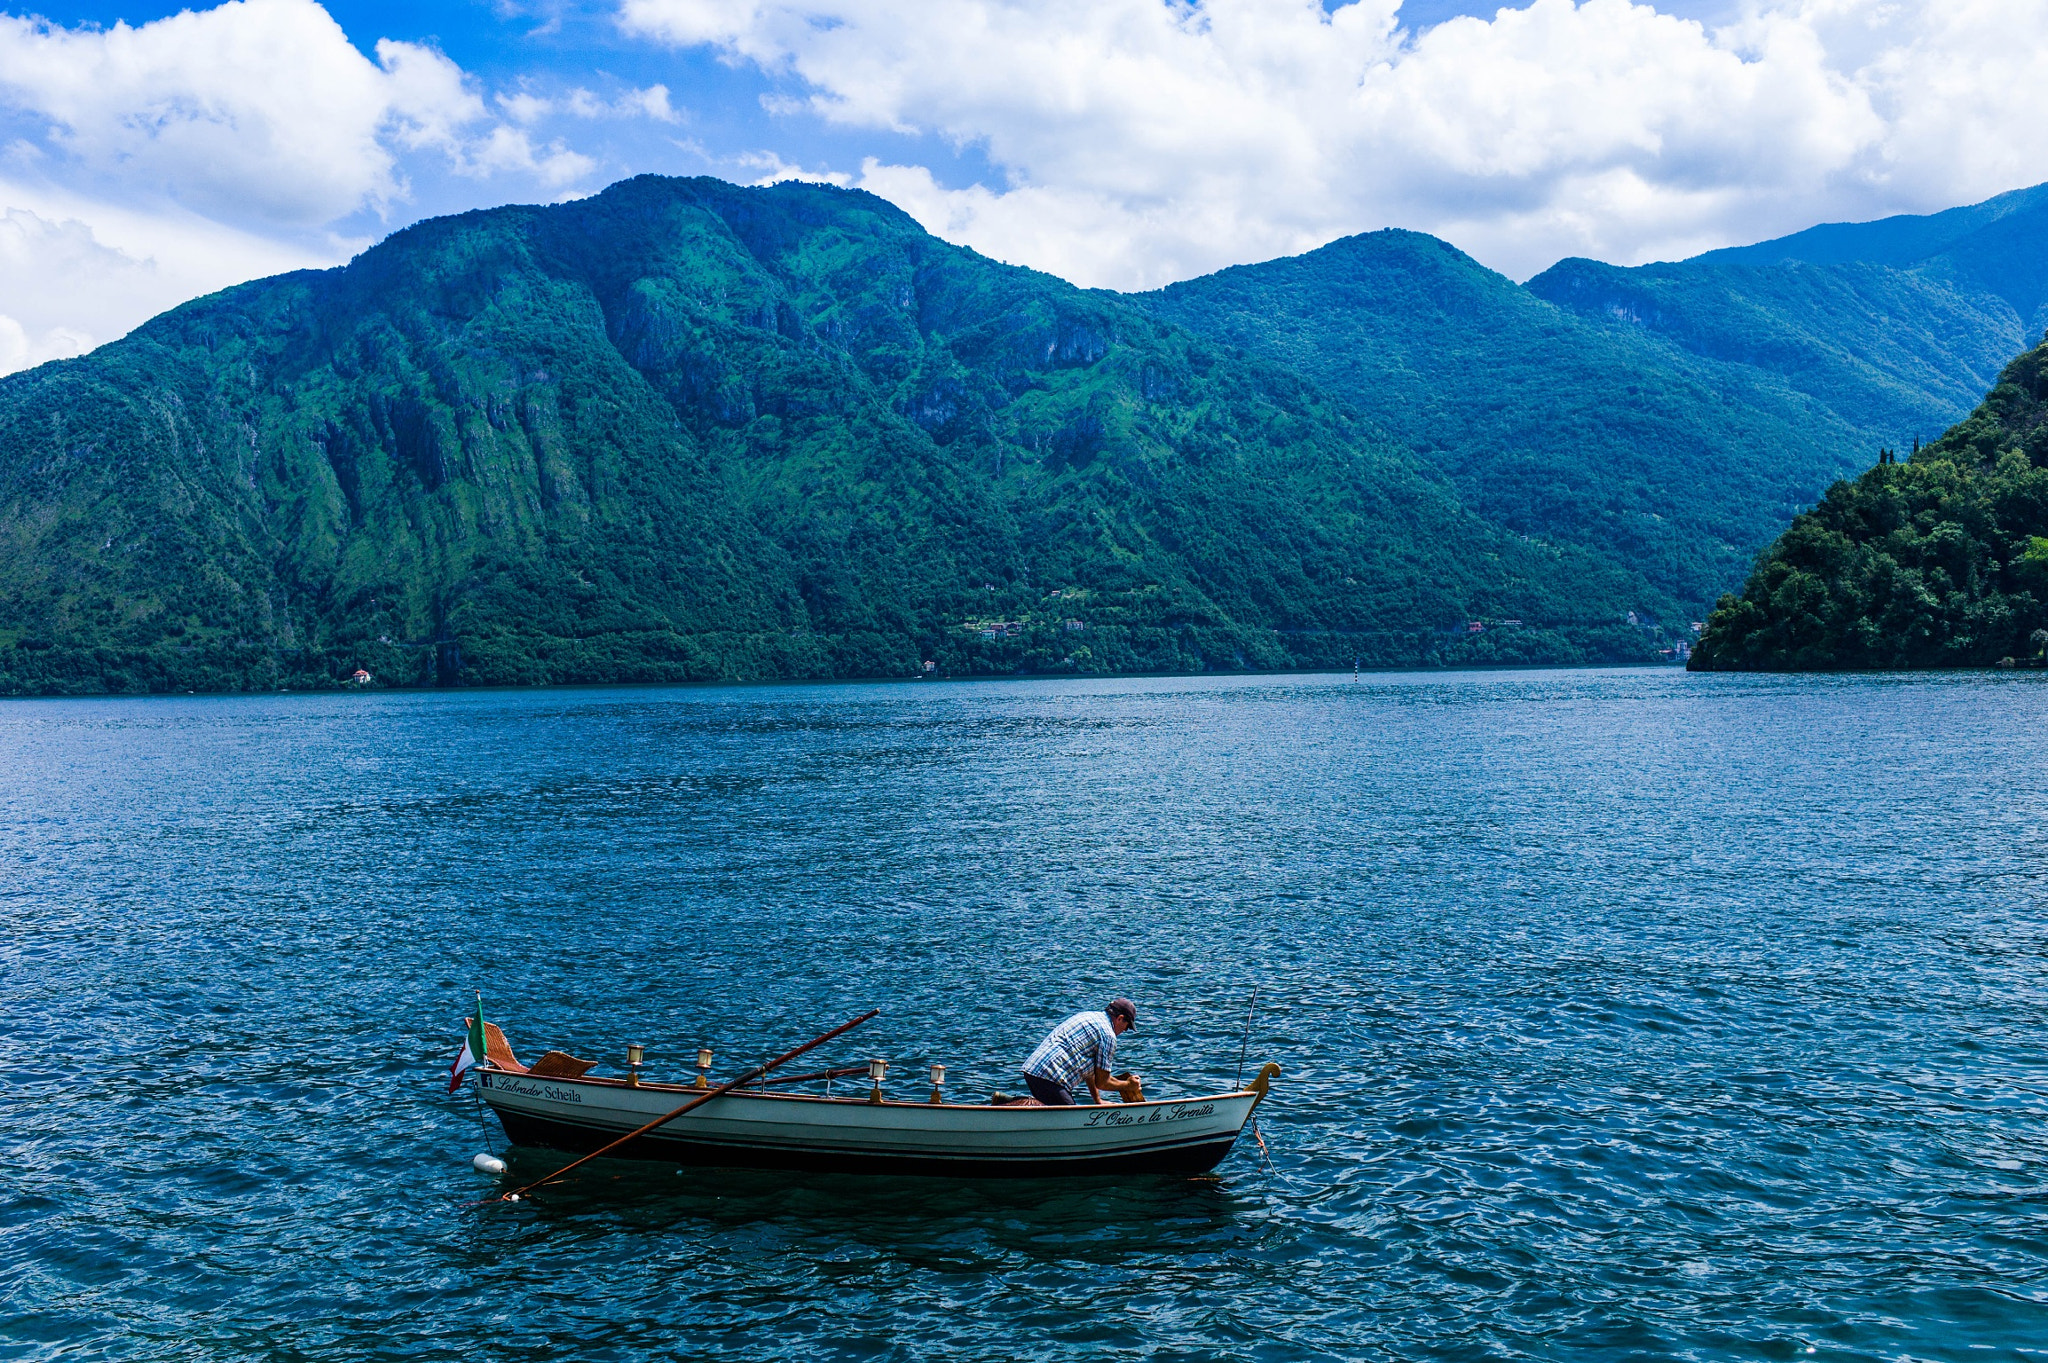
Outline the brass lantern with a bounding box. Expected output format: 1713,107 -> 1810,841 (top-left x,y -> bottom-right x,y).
626,1043 -> 645,1087
928,1062 -> 946,1105
695,1047 -> 713,1090
867,1057 -> 888,1104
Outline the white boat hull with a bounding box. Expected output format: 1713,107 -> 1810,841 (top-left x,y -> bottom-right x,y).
478,1069 -> 1274,1177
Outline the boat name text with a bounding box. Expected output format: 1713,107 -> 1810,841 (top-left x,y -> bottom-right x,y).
1083,1101 -> 1215,1128
486,1075 -> 586,1104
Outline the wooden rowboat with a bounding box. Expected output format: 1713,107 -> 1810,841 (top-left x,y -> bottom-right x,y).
473,1026 -> 1281,1178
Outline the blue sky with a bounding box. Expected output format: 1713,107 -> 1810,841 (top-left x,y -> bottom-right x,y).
0,0 -> 2042,373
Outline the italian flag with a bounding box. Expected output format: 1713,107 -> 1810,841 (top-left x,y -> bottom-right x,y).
448,1000 -> 487,1093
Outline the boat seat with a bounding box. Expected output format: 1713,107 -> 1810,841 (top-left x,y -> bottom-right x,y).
525,1050 -> 597,1079
475,1019 -> 526,1074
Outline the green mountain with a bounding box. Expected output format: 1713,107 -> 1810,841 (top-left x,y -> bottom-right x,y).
0,174 -> 1665,695
1702,181 -> 2048,337
1137,232 -> 1885,614
1527,256 -> 2018,464
1689,336 -> 2048,671
1139,185 -> 2047,618
1527,185 -> 2048,472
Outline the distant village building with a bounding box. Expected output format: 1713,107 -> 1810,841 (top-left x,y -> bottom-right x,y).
350,669 -> 372,685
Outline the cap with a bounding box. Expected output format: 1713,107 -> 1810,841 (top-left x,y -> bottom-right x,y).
1106,998 -> 1137,1028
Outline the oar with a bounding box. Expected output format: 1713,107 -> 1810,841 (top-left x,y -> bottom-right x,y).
494,1008 -> 879,1203
735,1064 -> 868,1090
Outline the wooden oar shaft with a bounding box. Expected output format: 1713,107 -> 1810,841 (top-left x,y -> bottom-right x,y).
497,1008 -> 878,1202
736,1064 -> 868,1089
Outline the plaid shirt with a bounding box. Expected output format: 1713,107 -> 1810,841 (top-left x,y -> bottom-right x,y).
1022,1011 -> 1117,1096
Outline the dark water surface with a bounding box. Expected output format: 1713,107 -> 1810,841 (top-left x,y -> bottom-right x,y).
5,669 -> 2048,1361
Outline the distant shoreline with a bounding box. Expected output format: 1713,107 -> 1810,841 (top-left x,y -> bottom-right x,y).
0,658 -> 1709,703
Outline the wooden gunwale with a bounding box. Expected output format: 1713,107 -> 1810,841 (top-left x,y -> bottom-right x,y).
484,1066 -> 1264,1110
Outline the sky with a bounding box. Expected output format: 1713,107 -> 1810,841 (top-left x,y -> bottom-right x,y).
0,0 -> 2043,375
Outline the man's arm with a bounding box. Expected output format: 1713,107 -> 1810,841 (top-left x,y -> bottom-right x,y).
1085,1019 -> 1139,1102
1089,1066 -> 1141,1101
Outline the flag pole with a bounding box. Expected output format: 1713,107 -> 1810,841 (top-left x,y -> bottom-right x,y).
449,990 -> 490,1095
494,1008 -> 879,1203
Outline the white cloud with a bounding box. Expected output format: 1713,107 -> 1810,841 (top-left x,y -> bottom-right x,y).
0,205 -> 156,369
618,0 -> 2048,285
497,82 -> 681,126
0,0 -> 620,373
629,84 -> 680,123
0,191 -> 344,375
0,312 -> 87,372
735,150 -> 851,185
0,0 -> 458,225
500,90 -> 556,125
467,124 -> 598,185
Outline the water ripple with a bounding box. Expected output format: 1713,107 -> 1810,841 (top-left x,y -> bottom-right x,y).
4,670 -> 2048,1359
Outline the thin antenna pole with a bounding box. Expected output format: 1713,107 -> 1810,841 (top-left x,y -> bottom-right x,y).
1234,988 -> 1259,1090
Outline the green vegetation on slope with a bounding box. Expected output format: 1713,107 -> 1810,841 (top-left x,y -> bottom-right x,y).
1702,181 -> 2048,338
1143,188 -> 2047,618
0,175 -> 1666,695
1690,336 -> 2048,670
1527,256 -> 2019,451
1134,232 -> 1944,616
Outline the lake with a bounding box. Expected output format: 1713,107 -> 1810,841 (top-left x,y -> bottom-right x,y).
5,668 -> 2046,1360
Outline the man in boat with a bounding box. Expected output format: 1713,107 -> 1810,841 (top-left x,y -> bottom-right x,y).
1021,998 -> 1142,1105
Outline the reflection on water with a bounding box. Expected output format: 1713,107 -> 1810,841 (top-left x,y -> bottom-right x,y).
5,669 -> 2048,1360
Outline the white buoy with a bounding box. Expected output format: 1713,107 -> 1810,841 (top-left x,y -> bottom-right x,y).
473,1153 -> 507,1175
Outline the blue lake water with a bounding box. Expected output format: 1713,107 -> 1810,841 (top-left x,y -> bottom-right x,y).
4,668 -> 2047,1361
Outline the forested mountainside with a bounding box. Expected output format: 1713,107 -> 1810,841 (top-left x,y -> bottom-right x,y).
1690,336 -> 2048,671
1701,181 -> 2048,337
1526,257 -> 2018,466
1527,185 -> 2048,475
0,175 -> 1667,695
1140,184 -> 2047,617
1135,231 -> 1897,613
